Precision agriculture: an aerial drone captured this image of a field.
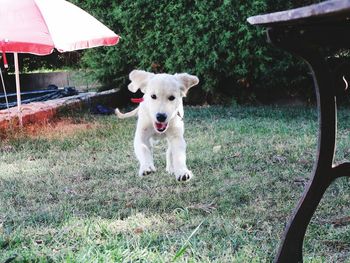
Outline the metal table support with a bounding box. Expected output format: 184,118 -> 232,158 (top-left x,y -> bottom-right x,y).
248,1 -> 350,262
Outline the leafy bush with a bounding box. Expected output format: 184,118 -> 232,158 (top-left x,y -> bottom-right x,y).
72,0 -> 319,104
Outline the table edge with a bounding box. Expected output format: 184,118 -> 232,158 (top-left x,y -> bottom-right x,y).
247,0 -> 350,26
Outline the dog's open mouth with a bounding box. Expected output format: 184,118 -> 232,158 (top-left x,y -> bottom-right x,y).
154,122 -> 168,133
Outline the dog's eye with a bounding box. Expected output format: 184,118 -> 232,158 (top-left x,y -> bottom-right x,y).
168,95 -> 175,101
151,94 -> 157,100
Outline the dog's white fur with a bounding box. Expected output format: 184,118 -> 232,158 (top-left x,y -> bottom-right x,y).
116,70 -> 199,181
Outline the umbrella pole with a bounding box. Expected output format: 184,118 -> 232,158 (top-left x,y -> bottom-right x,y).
14,52 -> 22,127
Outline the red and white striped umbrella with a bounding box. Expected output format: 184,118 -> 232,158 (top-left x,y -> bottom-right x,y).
0,0 -> 119,54
0,0 -> 120,124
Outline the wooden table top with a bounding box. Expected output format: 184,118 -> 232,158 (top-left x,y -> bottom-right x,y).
247,0 -> 350,26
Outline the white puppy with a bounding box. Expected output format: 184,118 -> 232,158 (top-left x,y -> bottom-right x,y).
116,70 -> 199,181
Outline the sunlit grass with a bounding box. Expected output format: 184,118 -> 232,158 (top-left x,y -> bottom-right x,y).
0,105 -> 349,262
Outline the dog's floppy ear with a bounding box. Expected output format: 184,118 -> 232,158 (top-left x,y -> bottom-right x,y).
128,70 -> 154,93
175,73 -> 199,97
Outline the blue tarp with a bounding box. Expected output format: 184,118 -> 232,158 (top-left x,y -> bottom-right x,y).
0,86 -> 78,109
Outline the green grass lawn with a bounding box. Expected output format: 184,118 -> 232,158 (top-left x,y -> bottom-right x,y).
0,106 -> 349,262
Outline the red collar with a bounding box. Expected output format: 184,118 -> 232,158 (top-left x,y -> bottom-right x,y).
131,98 -> 144,103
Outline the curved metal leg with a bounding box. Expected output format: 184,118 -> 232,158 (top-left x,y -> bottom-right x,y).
266,28 -> 341,262
333,162 -> 350,179
274,51 -> 336,263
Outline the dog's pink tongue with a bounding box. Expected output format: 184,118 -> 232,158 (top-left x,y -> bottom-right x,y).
155,122 -> 167,130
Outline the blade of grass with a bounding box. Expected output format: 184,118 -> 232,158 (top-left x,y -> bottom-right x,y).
172,220 -> 204,262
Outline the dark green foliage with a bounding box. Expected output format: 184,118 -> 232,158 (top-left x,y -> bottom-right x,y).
3,51 -> 82,73
71,0 -> 320,103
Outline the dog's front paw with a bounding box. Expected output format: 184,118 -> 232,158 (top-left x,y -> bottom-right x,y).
139,165 -> 156,177
175,170 -> 193,182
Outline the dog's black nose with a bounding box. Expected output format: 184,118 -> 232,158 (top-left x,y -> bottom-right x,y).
156,113 -> 167,122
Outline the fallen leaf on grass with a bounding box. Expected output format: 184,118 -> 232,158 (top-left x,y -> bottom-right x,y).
331,216 -> 350,228
125,201 -> 134,208
232,152 -> 241,158
133,227 -> 144,234
293,178 -> 308,187
271,155 -> 287,164
322,240 -> 350,250
28,156 -> 36,161
63,187 -> 77,196
213,145 -> 221,153
187,203 -> 217,214
298,159 -> 311,166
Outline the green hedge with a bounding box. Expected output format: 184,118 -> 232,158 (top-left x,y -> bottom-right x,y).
72,0 -> 318,104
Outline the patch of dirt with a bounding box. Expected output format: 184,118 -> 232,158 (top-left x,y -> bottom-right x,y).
24,118 -> 100,139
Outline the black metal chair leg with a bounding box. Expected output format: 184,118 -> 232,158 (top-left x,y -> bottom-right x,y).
275,173 -> 334,262
333,162 -> 350,179
270,49 -> 337,262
